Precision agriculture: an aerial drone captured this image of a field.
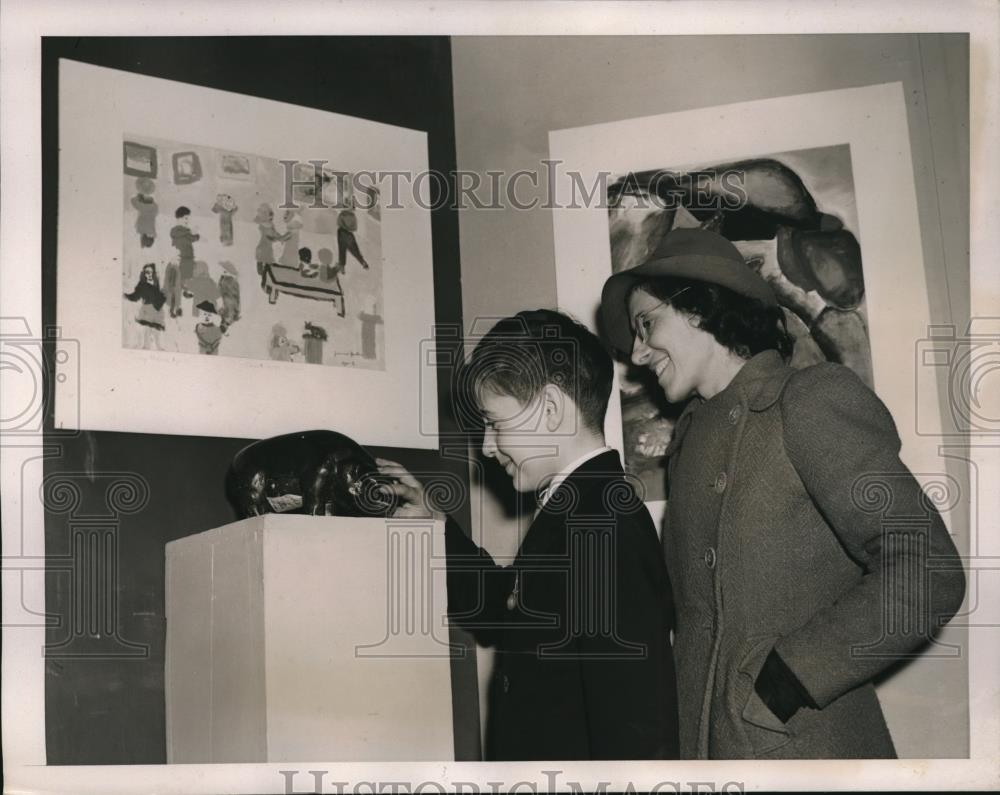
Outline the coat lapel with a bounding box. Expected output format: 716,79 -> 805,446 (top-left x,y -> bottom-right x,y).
516,450 -> 625,560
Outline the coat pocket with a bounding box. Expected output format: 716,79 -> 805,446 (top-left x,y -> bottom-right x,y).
735,635 -> 792,757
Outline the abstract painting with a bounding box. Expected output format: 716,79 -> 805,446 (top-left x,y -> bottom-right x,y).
606,145 -> 872,497
551,83 -> 942,507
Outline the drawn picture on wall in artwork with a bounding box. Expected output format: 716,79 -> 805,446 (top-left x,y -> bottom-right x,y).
172,151 -> 203,185
121,134 -> 385,369
123,140 -> 157,178
218,151 -> 254,181
606,144 -> 871,499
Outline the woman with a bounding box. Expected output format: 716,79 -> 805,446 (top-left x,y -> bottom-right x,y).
600,227 -> 965,759
254,203 -> 290,275
278,209 -> 304,268
130,176 -> 158,248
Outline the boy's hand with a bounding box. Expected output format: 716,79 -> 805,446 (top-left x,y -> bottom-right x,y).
375,458 -> 439,520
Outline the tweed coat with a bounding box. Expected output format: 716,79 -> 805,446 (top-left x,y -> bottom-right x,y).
445,450 -> 679,761
663,351 -> 965,759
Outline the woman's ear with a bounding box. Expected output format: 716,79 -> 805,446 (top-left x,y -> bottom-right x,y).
542,383 -> 566,433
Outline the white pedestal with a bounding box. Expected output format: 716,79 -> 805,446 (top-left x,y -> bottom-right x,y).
165,514 -> 454,762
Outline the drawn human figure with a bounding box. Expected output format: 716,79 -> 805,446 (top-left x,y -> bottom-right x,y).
268,323 -> 300,362
212,193 -> 238,246
218,261 -> 241,329
170,206 -> 200,294
163,262 -> 182,318
302,321 -> 328,365
195,300 -> 223,355
318,246 -> 337,282
317,247 -> 345,316
123,262 -> 166,350
130,177 -> 158,248
278,209 -> 304,267
336,209 -> 369,270
298,246 -> 319,278
254,203 -> 289,275
358,300 -> 383,360
187,260 -> 222,319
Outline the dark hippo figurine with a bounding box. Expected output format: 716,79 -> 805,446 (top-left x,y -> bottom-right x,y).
227,430 -> 396,519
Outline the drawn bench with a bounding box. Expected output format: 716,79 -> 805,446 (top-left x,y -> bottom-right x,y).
260,263 -> 345,317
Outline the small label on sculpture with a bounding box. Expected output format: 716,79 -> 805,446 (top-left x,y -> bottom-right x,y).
266,494 -> 305,513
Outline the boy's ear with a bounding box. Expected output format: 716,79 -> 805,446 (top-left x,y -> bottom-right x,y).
541,383 -> 566,433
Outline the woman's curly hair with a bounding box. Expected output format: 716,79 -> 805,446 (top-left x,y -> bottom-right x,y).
630,275 -> 794,361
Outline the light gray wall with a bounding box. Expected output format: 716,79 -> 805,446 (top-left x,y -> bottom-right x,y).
452,34 -> 969,759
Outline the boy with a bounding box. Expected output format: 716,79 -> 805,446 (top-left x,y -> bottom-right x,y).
379,309 -> 679,761
336,209 -> 369,270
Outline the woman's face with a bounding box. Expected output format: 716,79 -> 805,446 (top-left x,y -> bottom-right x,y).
142,266 -> 155,282
627,287 -> 716,403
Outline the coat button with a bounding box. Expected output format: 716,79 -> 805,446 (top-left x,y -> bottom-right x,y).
729,405 -> 742,424
714,472 -> 727,493
502,674 -> 510,693
704,547 -> 717,569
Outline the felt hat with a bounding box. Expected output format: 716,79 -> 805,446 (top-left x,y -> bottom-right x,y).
600,227 -> 777,354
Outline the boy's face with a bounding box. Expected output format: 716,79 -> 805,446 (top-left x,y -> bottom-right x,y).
478,389 -> 556,494
198,309 -> 216,325
628,287 -> 714,404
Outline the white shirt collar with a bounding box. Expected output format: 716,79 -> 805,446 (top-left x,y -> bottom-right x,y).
537,446 -> 615,510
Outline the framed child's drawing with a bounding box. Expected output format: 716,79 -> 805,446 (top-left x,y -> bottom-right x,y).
56,60 -> 438,447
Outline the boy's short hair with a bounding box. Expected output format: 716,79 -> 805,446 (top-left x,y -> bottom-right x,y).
175,206 -> 191,219
461,309 -> 613,434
